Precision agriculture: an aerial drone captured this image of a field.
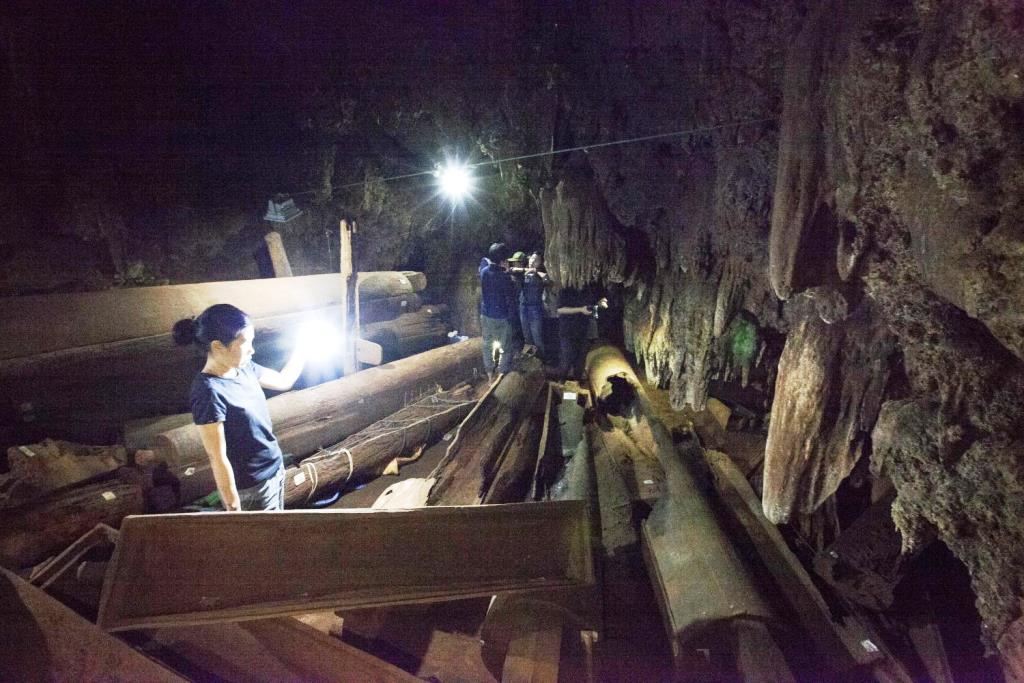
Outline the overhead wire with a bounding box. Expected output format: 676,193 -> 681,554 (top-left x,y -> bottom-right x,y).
331,116 -> 777,192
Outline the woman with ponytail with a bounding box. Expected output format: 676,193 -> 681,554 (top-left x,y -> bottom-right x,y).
173,304 -> 306,511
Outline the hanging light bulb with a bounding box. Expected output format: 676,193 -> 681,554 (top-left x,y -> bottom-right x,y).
436,162 -> 474,202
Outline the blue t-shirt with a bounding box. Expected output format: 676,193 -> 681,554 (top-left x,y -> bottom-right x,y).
479,259 -> 516,320
520,271 -> 546,321
189,361 -> 283,489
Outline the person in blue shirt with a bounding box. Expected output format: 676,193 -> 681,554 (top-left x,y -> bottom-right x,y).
172,304 -> 307,511
518,251 -> 550,360
479,242 -> 517,379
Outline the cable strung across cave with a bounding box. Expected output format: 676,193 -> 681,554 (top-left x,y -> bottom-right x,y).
328,116 -> 778,192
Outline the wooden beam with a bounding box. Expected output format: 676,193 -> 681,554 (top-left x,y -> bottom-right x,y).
0,568 -> 184,682
704,449 -> 913,679
97,501 -> 594,631
0,270 -> 428,361
147,617 -> 420,683
264,231 -> 294,277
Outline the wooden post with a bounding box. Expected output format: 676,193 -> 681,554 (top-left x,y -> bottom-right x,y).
263,231 -> 293,277
339,220 -> 358,375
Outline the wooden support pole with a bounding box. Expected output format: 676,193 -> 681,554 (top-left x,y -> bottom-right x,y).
263,231 -> 294,277
339,219 -> 358,375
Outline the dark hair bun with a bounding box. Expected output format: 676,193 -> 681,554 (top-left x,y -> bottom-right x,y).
172,318 -> 198,346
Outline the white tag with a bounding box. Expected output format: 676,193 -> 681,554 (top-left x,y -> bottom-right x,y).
860,639 -> 879,653
18,446 -> 35,458
442,432 -> 453,441
293,472 -> 307,486
184,466 -> 196,477
101,491 -> 116,502
643,480 -> 654,485
563,391 -> 577,401
401,300 -> 408,307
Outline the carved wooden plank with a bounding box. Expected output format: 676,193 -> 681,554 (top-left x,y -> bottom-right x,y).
0,568 -> 184,682
97,501 -> 593,631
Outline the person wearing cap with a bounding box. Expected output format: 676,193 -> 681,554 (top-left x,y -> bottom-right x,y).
479,243 -> 517,378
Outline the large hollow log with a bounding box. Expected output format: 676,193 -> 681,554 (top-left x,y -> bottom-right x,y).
0,271 -> 428,362
0,304 -> 380,444
357,271 -> 427,300
151,340 -> 483,503
0,480 -> 144,569
427,357 -> 547,506
359,293 -> 422,324
283,384 -> 477,507
584,345 -> 776,667
362,305 -> 450,361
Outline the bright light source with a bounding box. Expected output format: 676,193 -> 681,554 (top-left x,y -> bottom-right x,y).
297,320 -> 343,362
436,162 -> 474,202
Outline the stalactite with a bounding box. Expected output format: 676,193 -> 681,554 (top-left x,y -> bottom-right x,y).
540,174 -> 629,290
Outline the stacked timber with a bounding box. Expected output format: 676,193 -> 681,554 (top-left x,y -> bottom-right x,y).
362,304 -> 451,362
0,271 -> 430,443
0,479 -> 144,569
283,384 -> 477,507
151,339 -> 484,506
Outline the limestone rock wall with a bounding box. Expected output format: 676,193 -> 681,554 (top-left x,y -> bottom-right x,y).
538,0 -> 1024,660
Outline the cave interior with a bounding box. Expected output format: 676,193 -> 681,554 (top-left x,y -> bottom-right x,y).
2,1 -> 1024,681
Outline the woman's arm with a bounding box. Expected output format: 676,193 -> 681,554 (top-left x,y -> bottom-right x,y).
258,347 -> 307,392
197,422 -> 241,511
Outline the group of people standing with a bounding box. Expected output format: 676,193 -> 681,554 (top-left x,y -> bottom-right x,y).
479,242 -> 607,380
169,244 -> 607,513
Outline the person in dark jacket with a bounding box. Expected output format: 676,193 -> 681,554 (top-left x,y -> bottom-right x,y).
479,243 -> 517,378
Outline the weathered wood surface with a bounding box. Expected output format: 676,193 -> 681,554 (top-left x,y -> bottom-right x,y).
0,568 -> 185,682
588,424 -> 665,506
590,426 -> 640,558
428,358 -> 546,505
584,345 -> 776,666
147,617 -> 421,683
362,305 -> 450,361
360,292 -> 422,324
264,231 -> 294,277
0,271 -> 428,361
0,273 -> 346,360
0,480 -> 143,569
284,384 -> 476,506
153,339 -> 483,479
6,440 -> 126,503
358,270 -> 427,300
704,449 -> 901,675
29,522 -> 118,590
97,501 -> 594,631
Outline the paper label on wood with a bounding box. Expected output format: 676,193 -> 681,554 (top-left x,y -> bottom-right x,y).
19,446 -> 35,457
293,472 -> 306,486
102,491 -> 117,501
